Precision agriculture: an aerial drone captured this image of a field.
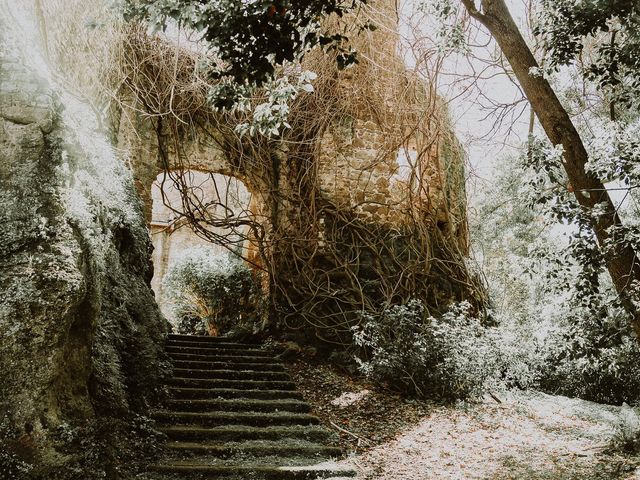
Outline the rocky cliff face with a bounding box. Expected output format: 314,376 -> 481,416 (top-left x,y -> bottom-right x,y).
0,12 -> 169,480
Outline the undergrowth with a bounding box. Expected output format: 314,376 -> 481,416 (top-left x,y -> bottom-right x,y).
163,247 -> 260,335
353,300 -> 520,400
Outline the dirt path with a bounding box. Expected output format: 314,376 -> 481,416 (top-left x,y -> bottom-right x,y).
341,392 -> 640,479
286,360 -> 640,479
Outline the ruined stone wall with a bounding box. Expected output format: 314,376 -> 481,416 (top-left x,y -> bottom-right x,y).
0,7 -> 168,479
314,0 -> 468,250
316,111 -> 468,250
119,9 -> 469,265
115,0 -> 477,341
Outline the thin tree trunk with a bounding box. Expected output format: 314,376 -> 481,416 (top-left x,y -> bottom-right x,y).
460,0 -> 640,338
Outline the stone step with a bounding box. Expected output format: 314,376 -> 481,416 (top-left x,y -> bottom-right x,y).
165,440 -> 343,458
168,334 -> 259,345
159,425 -> 332,443
172,368 -> 290,381
168,387 -> 304,401
149,462 -> 356,479
168,377 -> 297,390
172,359 -> 286,372
165,398 -> 311,414
167,339 -> 256,349
152,410 -> 321,427
168,352 -> 279,363
148,338 -> 353,480
166,345 -> 272,357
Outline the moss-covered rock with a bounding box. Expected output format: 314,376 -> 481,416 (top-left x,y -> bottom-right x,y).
0,14 -> 169,480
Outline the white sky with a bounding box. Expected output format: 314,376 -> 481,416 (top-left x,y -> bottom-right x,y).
398,0 -> 533,197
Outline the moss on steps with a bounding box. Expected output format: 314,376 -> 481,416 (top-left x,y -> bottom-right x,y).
159,425 -> 333,442
166,345 -> 273,357
171,360 -> 286,372
167,386 -> 303,400
152,410 -> 321,427
168,377 -> 298,390
171,368 -> 290,381
167,334 -> 260,345
168,352 -> 281,362
147,461 -> 356,479
147,335 -> 354,479
165,439 -> 343,458
165,397 -> 312,413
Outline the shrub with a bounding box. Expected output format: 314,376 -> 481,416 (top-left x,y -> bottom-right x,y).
534,302 -> 640,405
609,404 -> 640,454
163,247 -> 258,335
353,300 -> 511,400
351,295 -> 640,404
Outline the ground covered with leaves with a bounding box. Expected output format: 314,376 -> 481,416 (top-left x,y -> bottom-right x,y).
286,359 -> 435,453
287,359 -> 640,479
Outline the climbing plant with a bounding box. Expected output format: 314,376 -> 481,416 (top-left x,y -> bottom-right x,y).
116,2 -> 485,347
121,0 -> 368,108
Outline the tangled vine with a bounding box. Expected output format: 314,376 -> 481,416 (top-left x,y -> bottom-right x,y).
109,1 -> 487,345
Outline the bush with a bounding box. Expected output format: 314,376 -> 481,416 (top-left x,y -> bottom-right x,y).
353,300 -> 513,400
351,296 -> 640,404
609,404 -> 640,454
163,248 -> 258,335
471,150 -> 640,406
534,302 -> 640,404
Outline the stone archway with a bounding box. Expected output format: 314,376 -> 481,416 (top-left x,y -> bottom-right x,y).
114,3 -> 482,342
148,169 -> 253,319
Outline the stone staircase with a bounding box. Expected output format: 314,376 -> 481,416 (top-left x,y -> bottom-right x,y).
148,334 -> 356,479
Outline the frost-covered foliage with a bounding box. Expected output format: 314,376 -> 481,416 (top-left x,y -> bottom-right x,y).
353,300 -> 526,400
420,0 -> 640,393
586,119 -> 640,185
163,247 -> 258,335
535,0 -> 640,107
526,0 -> 640,315
537,303 -> 640,404
472,151 -> 640,405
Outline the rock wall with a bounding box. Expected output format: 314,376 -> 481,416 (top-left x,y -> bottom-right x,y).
0,9 -> 168,480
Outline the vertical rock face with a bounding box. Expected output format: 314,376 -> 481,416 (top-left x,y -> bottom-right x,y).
0,13 -> 168,480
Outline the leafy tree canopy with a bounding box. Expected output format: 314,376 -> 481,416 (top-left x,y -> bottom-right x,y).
536,0 -> 640,104
122,0 -> 367,108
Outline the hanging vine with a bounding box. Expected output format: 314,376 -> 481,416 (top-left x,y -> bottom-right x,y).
112,3 -> 487,345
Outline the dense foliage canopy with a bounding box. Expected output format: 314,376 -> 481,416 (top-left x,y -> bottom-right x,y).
536,0 -> 640,106
122,0 -> 367,107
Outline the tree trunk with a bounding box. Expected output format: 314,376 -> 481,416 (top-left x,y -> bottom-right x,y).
460,0 -> 640,338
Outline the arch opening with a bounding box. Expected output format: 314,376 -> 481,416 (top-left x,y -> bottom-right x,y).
149,169 -> 264,333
